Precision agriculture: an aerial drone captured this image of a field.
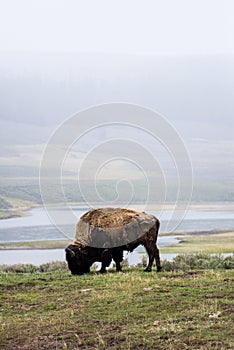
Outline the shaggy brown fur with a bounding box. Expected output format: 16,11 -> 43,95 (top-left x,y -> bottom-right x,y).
81,207 -> 138,228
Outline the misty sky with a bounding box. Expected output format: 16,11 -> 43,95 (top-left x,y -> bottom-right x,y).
0,0 -> 233,55
0,1 -> 233,132
0,0 -> 233,188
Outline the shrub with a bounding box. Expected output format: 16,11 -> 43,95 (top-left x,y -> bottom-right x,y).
136,255 -> 148,268
39,261 -> 68,272
0,254 -> 233,273
122,258 -> 129,268
0,263 -> 39,273
223,256 -> 234,269
162,253 -> 234,272
0,261 -> 68,273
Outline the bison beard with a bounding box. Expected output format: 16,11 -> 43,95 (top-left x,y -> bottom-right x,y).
65,218 -> 161,275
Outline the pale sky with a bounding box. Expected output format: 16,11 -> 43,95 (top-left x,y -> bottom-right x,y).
0,0 -> 233,55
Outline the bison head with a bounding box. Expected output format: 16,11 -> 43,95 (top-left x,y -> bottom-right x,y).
65,244 -> 91,275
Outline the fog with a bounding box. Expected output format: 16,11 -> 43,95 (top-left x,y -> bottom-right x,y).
1,52 -> 234,136
0,1 -> 233,203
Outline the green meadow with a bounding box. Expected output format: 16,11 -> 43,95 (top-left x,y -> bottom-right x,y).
0,255 -> 233,350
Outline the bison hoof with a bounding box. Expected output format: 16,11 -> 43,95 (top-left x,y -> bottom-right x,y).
144,268 -> 152,272
157,266 -> 162,272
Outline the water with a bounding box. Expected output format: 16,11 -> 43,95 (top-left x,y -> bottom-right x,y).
0,205 -> 233,265
0,249 -> 65,266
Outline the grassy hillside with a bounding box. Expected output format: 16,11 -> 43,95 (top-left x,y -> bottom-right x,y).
1,176 -> 234,209
0,264 -> 233,350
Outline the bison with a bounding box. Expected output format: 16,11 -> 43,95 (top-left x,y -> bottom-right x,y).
65,207 -> 161,275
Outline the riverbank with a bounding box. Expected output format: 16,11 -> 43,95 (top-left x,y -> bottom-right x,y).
0,239 -> 70,250
160,230 -> 234,254
0,210 -> 32,220
0,196 -> 38,220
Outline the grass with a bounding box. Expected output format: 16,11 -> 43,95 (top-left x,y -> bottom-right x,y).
0,240 -> 70,250
0,256 -> 234,349
161,231 -> 234,254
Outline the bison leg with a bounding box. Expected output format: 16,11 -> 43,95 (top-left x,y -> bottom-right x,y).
144,244 -> 155,272
155,246 -> 162,272
112,249 -> 123,272
144,243 -> 161,272
99,249 -> 112,273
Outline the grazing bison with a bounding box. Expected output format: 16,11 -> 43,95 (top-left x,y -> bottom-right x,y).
65,207 -> 161,275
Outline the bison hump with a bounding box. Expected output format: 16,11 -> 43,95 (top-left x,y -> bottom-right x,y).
74,207 -> 156,248
80,207 -> 139,228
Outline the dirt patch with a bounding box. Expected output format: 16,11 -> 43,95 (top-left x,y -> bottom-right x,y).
1,281 -> 37,291
161,271 -> 204,279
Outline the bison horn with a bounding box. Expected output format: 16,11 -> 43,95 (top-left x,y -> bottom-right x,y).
66,247 -> 76,257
